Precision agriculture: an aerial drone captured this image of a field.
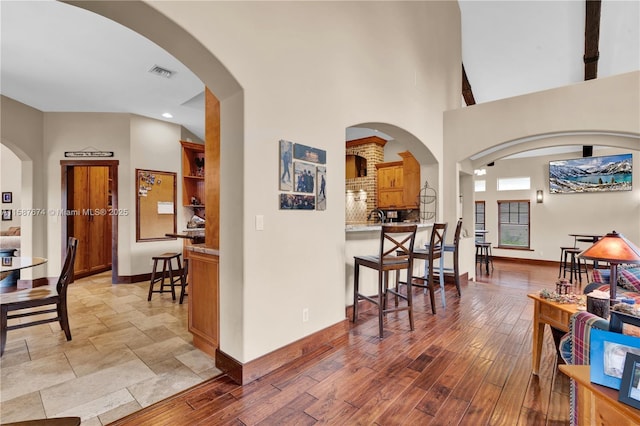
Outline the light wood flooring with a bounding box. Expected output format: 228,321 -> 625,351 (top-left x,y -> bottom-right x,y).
109,259 -> 572,425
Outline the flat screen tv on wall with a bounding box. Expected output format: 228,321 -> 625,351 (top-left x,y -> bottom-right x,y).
549,153 -> 632,194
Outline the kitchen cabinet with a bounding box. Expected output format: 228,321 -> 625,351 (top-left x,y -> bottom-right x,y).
180,140 -> 205,208
375,151 -> 420,209
188,250 -> 219,357
377,165 -> 403,190
345,154 -> 368,179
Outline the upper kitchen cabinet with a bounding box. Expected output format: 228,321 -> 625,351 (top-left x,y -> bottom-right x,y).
375,151 -> 420,209
181,140 -> 205,208
345,154 -> 368,179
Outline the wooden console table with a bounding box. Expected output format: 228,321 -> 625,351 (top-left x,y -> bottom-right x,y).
528,293 -> 580,375
559,365 -> 640,425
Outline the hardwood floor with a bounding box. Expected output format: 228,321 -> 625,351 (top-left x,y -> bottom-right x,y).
110,259 -> 572,425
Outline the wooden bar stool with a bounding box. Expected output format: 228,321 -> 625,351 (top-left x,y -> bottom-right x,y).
353,224 -> 417,338
475,242 -> 493,274
147,253 -> 183,301
179,258 -> 189,304
399,222 -> 447,314
563,247 -> 588,284
558,246 -> 576,278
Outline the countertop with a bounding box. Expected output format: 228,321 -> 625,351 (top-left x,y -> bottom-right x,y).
345,222 -> 433,233
185,244 -> 219,256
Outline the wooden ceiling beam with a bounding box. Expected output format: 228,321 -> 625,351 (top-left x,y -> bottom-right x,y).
462,63 -> 476,106
584,0 -> 602,81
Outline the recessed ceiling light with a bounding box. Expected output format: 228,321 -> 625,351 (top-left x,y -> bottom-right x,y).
162,112 -> 173,119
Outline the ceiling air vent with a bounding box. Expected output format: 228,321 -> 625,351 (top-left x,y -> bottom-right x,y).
149,65 -> 176,79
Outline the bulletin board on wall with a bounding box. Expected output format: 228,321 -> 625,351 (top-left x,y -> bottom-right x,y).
136,169 -> 177,241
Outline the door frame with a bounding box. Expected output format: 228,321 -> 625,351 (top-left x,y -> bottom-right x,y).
61,160 -> 119,283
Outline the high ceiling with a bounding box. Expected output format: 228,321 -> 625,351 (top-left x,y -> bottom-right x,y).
1,1 -> 638,147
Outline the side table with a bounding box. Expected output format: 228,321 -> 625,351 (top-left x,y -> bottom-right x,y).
559,364 -> 640,425
528,293 -> 580,375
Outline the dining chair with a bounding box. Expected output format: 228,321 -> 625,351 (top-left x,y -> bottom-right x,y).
352,224 -> 417,338
0,237 -> 78,356
399,222 -> 447,314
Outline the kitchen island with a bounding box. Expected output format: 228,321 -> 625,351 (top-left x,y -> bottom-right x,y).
185,244 -> 219,357
345,222 -> 433,306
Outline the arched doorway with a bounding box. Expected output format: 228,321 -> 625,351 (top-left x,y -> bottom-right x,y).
69,0 -> 244,362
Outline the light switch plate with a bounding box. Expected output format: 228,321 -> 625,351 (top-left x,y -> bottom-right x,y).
255,215 -> 264,231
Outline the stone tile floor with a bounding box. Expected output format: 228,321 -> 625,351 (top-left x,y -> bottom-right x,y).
0,271 -> 220,425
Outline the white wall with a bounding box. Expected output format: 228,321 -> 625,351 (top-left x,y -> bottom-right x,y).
43,112 -> 184,275
444,72 -> 640,279
1,145 -> 22,231
475,145 -> 640,263
129,115 -> 184,275
0,96 -> 45,276
29,0 -> 460,365
142,0 -> 461,362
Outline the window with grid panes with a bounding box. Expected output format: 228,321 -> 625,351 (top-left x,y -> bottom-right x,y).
498,200 -> 530,248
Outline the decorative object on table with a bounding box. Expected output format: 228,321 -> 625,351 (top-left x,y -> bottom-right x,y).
589,328 -> 640,390
586,290 -> 611,318
538,288 -> 584,305
1,192 -> 11,203
619,352 -> 640,409
556,277 -> 572,295
549,153 -> 632,194
579,231 -> 640,301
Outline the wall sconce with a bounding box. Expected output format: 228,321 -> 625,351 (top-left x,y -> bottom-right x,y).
536,190 -> 543,203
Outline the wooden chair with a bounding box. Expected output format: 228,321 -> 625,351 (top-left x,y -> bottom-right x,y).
353,224 -> 417,338
147,252 -> 182,301
1,237 -> 78,356
442,218 -> 463,297
399,223 -> 447,314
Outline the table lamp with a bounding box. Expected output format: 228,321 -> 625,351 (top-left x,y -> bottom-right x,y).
578,231 -> 640,301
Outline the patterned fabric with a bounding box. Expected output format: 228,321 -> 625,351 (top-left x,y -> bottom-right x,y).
591,268 -> 610,283
619,267 -> 640,293
591,283 -> 640,304
563,311 -> 609,425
